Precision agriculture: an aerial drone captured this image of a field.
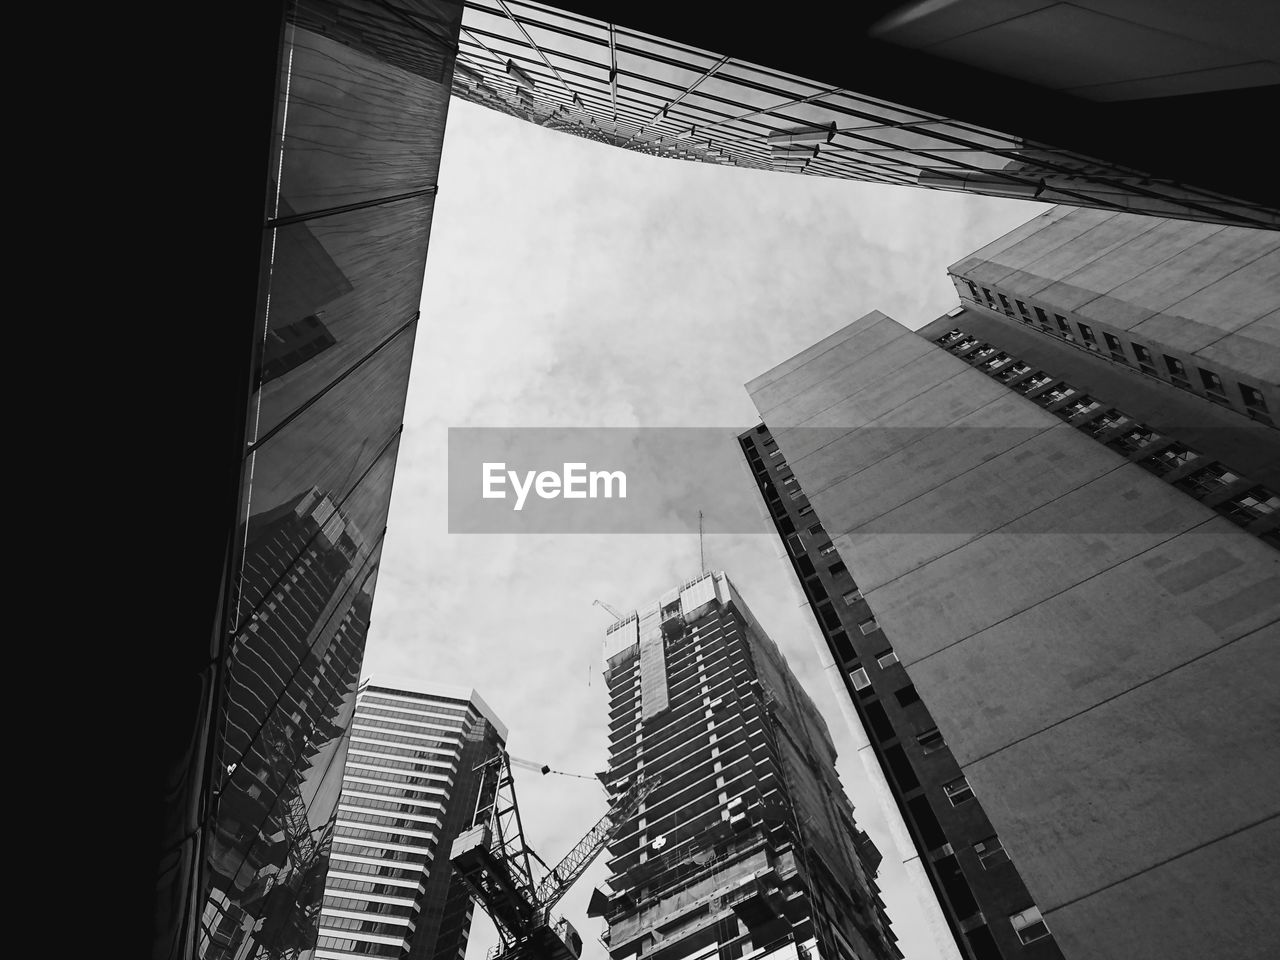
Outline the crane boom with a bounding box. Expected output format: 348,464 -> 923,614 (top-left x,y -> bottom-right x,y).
533,775 -> 656,913
450,752 -> 658,960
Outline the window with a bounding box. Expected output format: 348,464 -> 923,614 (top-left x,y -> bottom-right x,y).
1014,299 -> 1030,320
1217,486 -> 1279,523
1084,409 -> 1130,436
971,344 -> 997,360
997,294 -> 1013,315
1054,315 -> 1074,341
916,727 -> 945,753
781,476 -> 798,487
895,684 -> 921,707
1077,322 -> 1098,348
1057,396 -> 1100,420
828,560 -> 848,576
979,352 -> 1011,371
943,777 -> 974,806
1009,906 -> 1051,944
1034,383 -> 1077,406
1198,367 -> 1227,398
842,588 -> 863,605
799,505 -> 814,516
1141,442 -> 1200,476
876,650 -> 899,668
1240,383 -> 1269,411
859,617 -> 879,635
818,541 -> 836,555
1033,306 -> 1048,324
849,667 -> 871,691
1106,424 -> 1161,455
1015,372 -> 1052,394
1133,343 -> 1153,363
935,328 -> 965,346
1103,332 -> 1127,362
1164,355 -> 1190,386
974,836 -> 1009,869
965,280 -> 979,299
981,287 -> 995,307
1174,462 -> 1241,497
995,361 -> 1030,383
831,630 -> 855,661
808,523 -> 825,535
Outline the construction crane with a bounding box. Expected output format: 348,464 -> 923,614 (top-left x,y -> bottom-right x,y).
450,751 -> 656,960
592,599 -> 626,622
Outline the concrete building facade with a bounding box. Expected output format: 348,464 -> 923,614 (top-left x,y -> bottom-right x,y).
738,425 -> 1063,960
318,680 -> 507,960
744,310 -> 1280,960
591,572 -> 900,960
928,205 -> 1279,547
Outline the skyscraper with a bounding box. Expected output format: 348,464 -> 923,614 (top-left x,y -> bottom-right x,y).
926,205 -> 1278,547
450,0 -> 1279,229
590,572 -> 900,960
743,304 -> 1280,959
738,425 -> 1064,960
318,680 -> 507,960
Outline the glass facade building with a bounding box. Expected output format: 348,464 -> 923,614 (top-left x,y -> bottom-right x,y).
450,0 -> 1279,229
152,2 -> 466,958
592,572 -> 900,960
317,681 -> 507,960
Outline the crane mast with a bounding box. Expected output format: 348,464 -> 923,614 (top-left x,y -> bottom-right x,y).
450,752 -> 656,960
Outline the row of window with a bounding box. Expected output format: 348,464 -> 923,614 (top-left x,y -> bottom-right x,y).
350,727 -> 457,750
332,842 -> 429,863
354,707 -> 466,729
958,281 -> 1272,424
358,696 -> 470,719
323,894 -> 417,917
327,875 -> 422,897
936,326 -> 1279,539
346,750 -> 457,773
328,857 -> 425,879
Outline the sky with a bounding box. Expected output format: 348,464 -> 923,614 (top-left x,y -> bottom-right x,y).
360,96 -> 1049,960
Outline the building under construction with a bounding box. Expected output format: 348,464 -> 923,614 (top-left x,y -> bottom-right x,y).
589,572 -> 901,960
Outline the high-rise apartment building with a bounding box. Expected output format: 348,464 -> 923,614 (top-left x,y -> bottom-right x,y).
318,680 -> 507,960
450,0 -> 1279,229
926,206 -> 1278,549
738,426 -> 1063,960
743,304 -> 1280,959
589,572 -> 900,960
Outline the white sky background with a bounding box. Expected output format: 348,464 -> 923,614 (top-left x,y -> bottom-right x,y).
361,97 -> 1049,960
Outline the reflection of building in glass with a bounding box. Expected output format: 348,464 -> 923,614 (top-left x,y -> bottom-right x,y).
591,572 -> 901,960
451,1 -> 1279,229
743,300 -> 1280,958
317,680 -> 507,960
740,426 -> 1063,960
152,2 -> 466,958
200,488 -> 375,960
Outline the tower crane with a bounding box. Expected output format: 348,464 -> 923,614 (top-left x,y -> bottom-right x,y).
592,600 -> 625,622
450,751 -> 656,960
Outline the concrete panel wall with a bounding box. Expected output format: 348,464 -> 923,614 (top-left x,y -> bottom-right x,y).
746,311 -> 1280,960
947,206 -> 1280,389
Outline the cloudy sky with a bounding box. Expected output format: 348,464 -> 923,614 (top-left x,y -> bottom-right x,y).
360,96 -> 1048,960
